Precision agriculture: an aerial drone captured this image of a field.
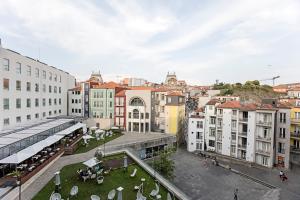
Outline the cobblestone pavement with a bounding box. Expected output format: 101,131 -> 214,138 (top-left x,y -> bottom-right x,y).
12,132 -> 171,200
171,149 -> 273,200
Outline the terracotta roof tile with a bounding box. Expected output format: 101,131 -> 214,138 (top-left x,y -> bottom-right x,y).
217,101 -> 241,109
206,99 -> 221,105
167,91 -> 184,96
93,81 -> 119,89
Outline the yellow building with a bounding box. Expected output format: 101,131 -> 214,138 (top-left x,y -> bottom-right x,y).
290,106 -> 300,165
165,92 -> 185,142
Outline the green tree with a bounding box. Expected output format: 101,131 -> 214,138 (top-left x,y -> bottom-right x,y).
153,148 -> 175,180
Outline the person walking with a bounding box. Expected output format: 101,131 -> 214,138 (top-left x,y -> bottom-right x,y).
234,188 -> 238,200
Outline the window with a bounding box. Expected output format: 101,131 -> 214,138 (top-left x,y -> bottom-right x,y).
168,97 -> 172,103
209,140 -> 215,147
3,78 -> 9,90
49,86 -> 52,93
209,117 -> 216,125
54,86 -> 57,93
26,82 -> 31,91
42,70 -> 46,79
146,113 -> 149,119
130,98 -> 144,106
133,109 -> 139,119
49,72 -> 52,80
209,128 -> 216,137
161,94 -> 165,101
196,132 -> 202,139
278,142 -> 285,154
54,74 -> 57,82
3,118 -> 9,126
279,128 -> 286,138
3,98 -> 9,110
109,92 -> 112,98
59,75 -> 61,82
35,113 -> 39,119
43,112 -> 46,117
16,80 -> 21,91
35,98 -> 39,107
109,101 -> 112,107
49,111 -> 52,116
54,99 -> 57,105
43,84 -> 46,92
27,66 -> 31,76
197,121 -> 203,129
110,113 -> 113,119
27,115 -> 31,120
16,98 -> 21,109
3,58 -> 9,71
49,98 -> 52,106
26,98 -> 31,108
43,98 -> 46,106
232,110 -> 237,115
128,112 -> 131,119
35,68 -> 39,78
279,113 -> 286,123
59,87 -> 61,93
35,83 -> 39,92
16,116 -> 21,123
16,62 -> 21,74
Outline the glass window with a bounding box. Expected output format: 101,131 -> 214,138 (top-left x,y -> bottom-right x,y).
49,72 -> 52,80
35,68 -> 39,78
26,82 -> 31,91
3,78 -> 9,90
16,80 -> 21,91
16,62 -> 21,74
43,84 -> 46,92
54,74 -> 57,82
130,98 -> 144,106
35,83 -> 39,92
35,98 -> 39,107
133,109 -> 139,119
3,98 -> 9,110
43,98 -> 46,106
27,65 -> 31,76
49,98 -> 52,105
26,98 -> 31,108
3,58 -> 9,71
16,98 -> 21,109
35,113 -> 39,118
16,116 -> 21,123
42,70 -> 46,79
27,115 -> 31,120
49,86 -> 52,93
59,87 -> 61,93
3,118 -> 9,126
54,86 -> 57,93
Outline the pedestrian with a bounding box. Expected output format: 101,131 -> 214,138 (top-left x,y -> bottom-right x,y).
234,188 -> 238,200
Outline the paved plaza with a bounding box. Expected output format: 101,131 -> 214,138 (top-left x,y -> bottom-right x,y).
171,149 -> 300,200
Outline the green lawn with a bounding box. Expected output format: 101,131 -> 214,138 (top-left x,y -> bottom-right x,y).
74,132 -> 123,154
33,156 -> 171,200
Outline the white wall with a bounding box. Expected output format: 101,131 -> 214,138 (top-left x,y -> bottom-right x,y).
221,109 -> 232,156
0,47 -> 75,131
187,117 -> 205,152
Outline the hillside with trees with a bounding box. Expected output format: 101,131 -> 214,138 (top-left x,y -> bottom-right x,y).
213,80 -> 280,102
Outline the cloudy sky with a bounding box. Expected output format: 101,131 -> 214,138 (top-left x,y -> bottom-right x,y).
0,0 -> 300,85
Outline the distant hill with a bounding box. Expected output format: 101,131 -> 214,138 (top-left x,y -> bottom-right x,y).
213,80 -> 280,102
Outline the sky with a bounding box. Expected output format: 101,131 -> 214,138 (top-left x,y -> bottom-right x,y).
0,0 -> 300,85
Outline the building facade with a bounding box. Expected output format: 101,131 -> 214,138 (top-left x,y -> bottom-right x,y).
187,113 -> 205,152
114,90 -> 126,130
0,44 -> 75,131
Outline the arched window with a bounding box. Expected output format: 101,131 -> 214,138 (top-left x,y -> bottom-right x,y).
130,97 -> 144,106
133,109 -> 139,119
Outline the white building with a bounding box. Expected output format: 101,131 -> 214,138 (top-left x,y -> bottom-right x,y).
125,88 -> 154,133
68,85 -> 84,117
187,112 -> 205,152
0,43 -> 76,131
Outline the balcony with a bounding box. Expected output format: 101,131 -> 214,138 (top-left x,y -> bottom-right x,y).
155,99 -> 160,105
238,144 -> 247,149
290,146 -> 300,154
239,117 -> 248,123
256,135 -> 271,142
231,126 -> 237,132
291,118 -> 300,124
239,131 -> 247,137
231,115 -> 237,120
216,124 -> 222,129
291,132 -> 300,139
256,121 -> 272,127
231,140 -> 236,145
256,149 -> 270,156
216,136 -> 222,142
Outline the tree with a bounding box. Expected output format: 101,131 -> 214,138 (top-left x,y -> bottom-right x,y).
153,148 -> 175,180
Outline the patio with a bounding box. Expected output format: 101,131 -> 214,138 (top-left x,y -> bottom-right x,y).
33,153 -> 175,200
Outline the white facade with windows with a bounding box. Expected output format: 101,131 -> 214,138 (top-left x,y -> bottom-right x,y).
187,115 -> 205,152
68,86 -> 84,117
0,44 -> 76,131
204,100 -> 220,151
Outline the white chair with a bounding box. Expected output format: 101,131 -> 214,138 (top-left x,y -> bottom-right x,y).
136,189 -> 147,200
97,176 -> 104,184
50,193 -> 61,200
70,186 -> 78,197
107,189 -> 116,200
130,168 -> 137,177
90,195 -> 100,200
149,183 -> 159,198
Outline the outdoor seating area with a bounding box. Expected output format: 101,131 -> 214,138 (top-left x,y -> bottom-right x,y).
74,127 -> 123,154
33,153 -> 177,200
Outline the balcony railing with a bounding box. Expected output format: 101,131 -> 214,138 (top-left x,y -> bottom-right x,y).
239,131 -> 247,137
231,140 -> 236,145
231,126 -> 237,132
291,146 -> 300,153
239,117 -> 248,123
256,135 -> 271,141
291,118 -> 300,124
291,132 -> 300,138
238,144 -> 247,149
256,149 -> 270,155
256,121 -> 272,127
232,115 -> 237,120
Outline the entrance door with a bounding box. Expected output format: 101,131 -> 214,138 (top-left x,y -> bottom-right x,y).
133,122 -> 139,132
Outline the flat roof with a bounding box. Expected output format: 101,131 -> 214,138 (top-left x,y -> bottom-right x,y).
0,118 -> 74,147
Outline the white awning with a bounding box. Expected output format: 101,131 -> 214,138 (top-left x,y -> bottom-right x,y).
56,123 -> 86,136
83,157 -> 101,168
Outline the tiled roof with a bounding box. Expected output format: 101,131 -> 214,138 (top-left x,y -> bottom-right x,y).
217,101 -> 241,109
167,91 -> 184,96
153,87 -> 170,92
206,99 -> 220,105
129,86 -> 154,91
93,81 -> 119,89
115,90 -> 126,96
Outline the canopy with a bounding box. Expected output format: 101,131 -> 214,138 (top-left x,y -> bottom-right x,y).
83,157 -> 101,168
56,123 -> 86,136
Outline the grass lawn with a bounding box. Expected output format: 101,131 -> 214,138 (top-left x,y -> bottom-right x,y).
74,132 -> 123,154
33,156 -> 171,200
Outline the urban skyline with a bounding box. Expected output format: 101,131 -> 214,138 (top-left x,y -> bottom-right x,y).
1,0 -> 300,85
